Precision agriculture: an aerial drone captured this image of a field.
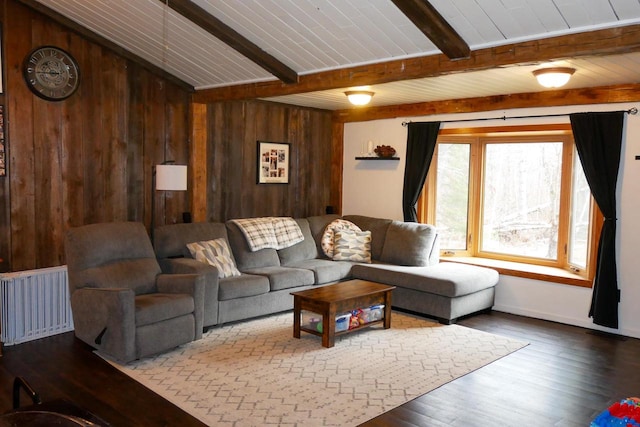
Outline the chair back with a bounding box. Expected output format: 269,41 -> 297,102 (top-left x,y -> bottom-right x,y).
65,222 -> 161,295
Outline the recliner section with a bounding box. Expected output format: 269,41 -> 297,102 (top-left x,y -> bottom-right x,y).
65,222 -> 205,363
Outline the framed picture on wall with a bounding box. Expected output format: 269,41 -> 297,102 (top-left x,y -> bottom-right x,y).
257,141 -> 290,184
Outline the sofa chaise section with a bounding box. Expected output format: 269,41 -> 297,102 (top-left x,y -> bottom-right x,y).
351,262 -> 498,324
343,215 -> 497,324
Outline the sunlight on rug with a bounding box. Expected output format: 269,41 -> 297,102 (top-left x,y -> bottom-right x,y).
104,312 -> 527,427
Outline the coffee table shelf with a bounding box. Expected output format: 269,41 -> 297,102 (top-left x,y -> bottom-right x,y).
291,279 -> 395,348
299,319 -> 385,337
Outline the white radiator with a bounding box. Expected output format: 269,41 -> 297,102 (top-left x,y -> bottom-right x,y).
0,265 -> 74,346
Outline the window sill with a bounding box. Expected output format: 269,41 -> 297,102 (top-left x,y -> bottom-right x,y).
441,256 -> 592,288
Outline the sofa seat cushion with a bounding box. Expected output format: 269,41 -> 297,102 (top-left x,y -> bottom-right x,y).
283,259 -> 353,284
135,293 -> 194,327
242,266 -> 315,291
218,274 -> 270,301
351,262 -> 498,298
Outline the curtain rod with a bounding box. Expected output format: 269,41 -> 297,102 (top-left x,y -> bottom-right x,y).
401,107 -> 638,127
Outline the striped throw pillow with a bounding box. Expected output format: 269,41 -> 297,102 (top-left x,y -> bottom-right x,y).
186,238 -> 241,278
332,230 -> 372,263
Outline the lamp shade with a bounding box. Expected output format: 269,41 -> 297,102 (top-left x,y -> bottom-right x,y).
532,67 -> 575,88
155,164 -> 187,191
345,91 -> 374,106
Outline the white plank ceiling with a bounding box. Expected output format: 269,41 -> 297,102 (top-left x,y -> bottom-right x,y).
34,0 -> 640,110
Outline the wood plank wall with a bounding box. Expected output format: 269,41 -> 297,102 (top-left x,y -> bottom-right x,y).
0,0 -> 335,272
203,100 -> 333,222
0,0 -> 190,272
0,4 -> 6,272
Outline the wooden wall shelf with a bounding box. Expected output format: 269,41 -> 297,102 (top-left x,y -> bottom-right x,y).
355,157 -> 400,160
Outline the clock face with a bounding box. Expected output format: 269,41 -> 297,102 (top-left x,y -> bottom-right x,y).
23,46 -> 80,101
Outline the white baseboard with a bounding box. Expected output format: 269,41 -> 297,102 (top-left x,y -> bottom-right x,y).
493,304 -> 640,340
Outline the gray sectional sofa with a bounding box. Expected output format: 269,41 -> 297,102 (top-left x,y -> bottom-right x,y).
153,214 -> 499,327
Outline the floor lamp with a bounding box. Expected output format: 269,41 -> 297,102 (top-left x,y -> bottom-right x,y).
151,163 -> 188,242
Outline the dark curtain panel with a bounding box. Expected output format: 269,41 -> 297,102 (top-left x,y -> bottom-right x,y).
402,122 -> 441,222
570,111 -> 625,329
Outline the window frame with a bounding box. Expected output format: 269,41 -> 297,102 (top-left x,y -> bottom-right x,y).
418,124 -> 601,285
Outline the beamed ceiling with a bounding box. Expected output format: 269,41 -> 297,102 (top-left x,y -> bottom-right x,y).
24,0 -> 640,111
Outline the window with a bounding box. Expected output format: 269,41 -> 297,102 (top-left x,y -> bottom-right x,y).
434,143 -> 470,251
420,125 -> 600,282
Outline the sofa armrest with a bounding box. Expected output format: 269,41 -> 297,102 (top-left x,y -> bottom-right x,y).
70,287 -> 136,362
157,273 -> 204,294
157,273 -> 206,339
158,257 -> 216,277
158,258 -> 220,328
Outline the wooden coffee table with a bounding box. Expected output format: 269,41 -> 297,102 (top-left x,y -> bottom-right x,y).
291,279 -> 395,348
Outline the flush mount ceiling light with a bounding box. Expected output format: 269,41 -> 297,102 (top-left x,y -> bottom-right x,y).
345,91 -> 374,106
532,67 -> 576,88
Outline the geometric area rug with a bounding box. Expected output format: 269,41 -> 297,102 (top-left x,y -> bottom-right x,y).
104,312 -> 528,427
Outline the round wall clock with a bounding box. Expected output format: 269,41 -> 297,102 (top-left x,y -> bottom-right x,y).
23,46 -> 80,101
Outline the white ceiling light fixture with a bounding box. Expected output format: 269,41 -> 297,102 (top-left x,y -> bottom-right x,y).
532,67 -> 576,88
345,91 -> 374,106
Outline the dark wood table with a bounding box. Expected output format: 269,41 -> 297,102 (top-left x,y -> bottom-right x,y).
291,279 -> 395,348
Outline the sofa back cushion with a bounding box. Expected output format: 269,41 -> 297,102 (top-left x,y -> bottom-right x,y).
154,222 -> 229,259
380,221 -> 438,266
79,259 -> 161,295
65,222 -> 160,295
277,218 -> 319,265
226,220 -> 281,270
306,214 -> 341,259
342,215 -> 392,260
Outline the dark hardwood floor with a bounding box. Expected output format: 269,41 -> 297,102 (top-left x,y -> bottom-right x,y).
1,311 -> 639,426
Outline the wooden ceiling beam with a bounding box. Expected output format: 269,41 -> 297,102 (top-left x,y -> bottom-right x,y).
165,0 -> 298,84
332,83 -> 640,123
390,0 -> 470,60
193,25 -> 640,104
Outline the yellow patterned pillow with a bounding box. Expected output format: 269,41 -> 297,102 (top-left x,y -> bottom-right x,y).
320,219 -> 361,258
186,238 -> 241,278
332,230 -> 372,263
